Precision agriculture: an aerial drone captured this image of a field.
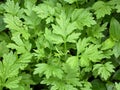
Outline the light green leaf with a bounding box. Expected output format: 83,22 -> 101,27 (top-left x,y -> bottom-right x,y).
77,38 -> 90,55
44,28 -> 64,44
4,14 -> 30,40
71,9 -> 96,30
101,38 -> 115,50
5,77 -> 21,89
52,12 -> 77,38
4,0 -> 20,15
80,45 -> 103,67
80,81 -> 92,90
92,1 -> 112,19
66,32 -> 80,43
93,62 -> 115,80
7,34 -> 31,54
18,52 -> 32,69
3,52 -> 20,78
115,4 -> 120,13
64,0 -> 77,4
66,56 -> 78,69
115,82 -> 120,90
0,41 -> 9,57
34,63 -> 63,79
33,2 -> 55,21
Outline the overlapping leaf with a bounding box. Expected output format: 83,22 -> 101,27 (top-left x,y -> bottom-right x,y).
34,63 -> 63,79
71,9 -> 96,30
93,62 -> 115,80
0,52 -> 21,89
92,1 -> 113,19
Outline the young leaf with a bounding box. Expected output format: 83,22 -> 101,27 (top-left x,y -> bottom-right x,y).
80,45 -> 103,67
0,52 -> 21,89
44,28 -> 64,44
71,9 -> 96,30
33,2 -> 55,23
93,62 -> 115,80
77,38 -> 91,55
7,34 -> 31,54
92,1 -> 112,19
4,14 -> 30,40
66,32 -> 80,43
5,77 -> 21,89
52,11 -> 77,38
66,56 -> 78,69
34,63 -> 63,79
4,0 -> 20,16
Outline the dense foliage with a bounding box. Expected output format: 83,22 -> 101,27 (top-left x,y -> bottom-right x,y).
0,0 -> 120,90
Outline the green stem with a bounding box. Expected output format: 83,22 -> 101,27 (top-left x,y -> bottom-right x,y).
64,41 -> 67,60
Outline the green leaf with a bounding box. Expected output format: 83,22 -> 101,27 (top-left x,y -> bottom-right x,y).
80,45 -> 103,67
115,82 -> 120,90
5,77 -> 21,89
101,38 -> 115,50
52,12 -> 77,38
110,18 -> 120,41
80,81 -> 92,90
66,56 -> 78,69
115,4 -> 120,13
71,9 -> 96,30
0,32 -> 11,42
7,34 -> 31,54
63,0 -> 77,4
66,32 -> 80,43
4,0 -> 20,15
18,52 -> 32,69
91,79 -> 106,90
42,77 -> 78,90
0,52 -> 21,89
87,23 -> 108,39
44,28 -> 64,44
113,69 -> 120,80
34,63 -> 63,79
33,2 -> 55,23
0,41 -> 9,57
106,82 -> 114,90
92,1 -> 112,19
93,62 -> 115,80
112,0 -> 120,13
2,52 -> 20,78
77,38 -> 91,55
4,14 -> 30,40
0,15 -> 6,32
113,42 -> 120,58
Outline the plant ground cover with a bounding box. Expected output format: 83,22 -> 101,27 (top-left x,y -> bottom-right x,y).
0,0 -> 120,90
